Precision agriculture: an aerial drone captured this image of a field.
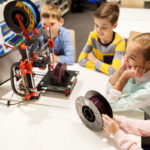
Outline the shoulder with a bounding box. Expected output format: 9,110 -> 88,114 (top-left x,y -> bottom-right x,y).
59,26 -> 70,35
115,32 -> 124,40
58,26 -> 71,39
112,32 -> 125,45
89,30 -> 98,37
87,30 -> 98,41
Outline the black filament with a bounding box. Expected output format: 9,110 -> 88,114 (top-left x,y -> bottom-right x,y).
89,96 -> 108,115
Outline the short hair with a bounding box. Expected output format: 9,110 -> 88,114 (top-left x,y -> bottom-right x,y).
41,4 -> 62,21
93,2 -> 119,25
133,33 -> 150,62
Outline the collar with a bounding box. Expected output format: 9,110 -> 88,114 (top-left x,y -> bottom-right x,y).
98,32 -> 115,47
134,70 -> 150,84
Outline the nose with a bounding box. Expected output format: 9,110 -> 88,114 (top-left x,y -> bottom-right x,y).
98,27 -> 103,32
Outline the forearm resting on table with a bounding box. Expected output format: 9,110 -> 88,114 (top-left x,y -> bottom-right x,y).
109,67 -> 124,85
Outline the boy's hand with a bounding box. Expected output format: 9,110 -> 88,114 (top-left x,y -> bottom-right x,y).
50,54 -> 59,63
87,52 -> 99,64
102,114 -> 120,135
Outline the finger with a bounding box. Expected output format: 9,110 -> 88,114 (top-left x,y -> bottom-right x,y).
122,55 -> 125,60
137,67 -> 144,77
132,66 -> 136,70
102,117 -> 112,127
135,66 -> 145,77
102,116 -> 109,124
141,67 -> 146,75
113,115 -> 117,120
102,114 -> 112,121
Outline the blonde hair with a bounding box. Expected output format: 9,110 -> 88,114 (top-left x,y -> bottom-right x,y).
41,4 -> 62,21
133,33 -> 150,62
93,2 -> 119,25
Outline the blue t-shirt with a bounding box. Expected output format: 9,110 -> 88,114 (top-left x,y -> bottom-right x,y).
39,26 -> 74,65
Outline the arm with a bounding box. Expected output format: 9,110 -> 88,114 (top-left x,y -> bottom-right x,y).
107,66 -> 147,101
110,81 -> 150,112
78,32 -> 95,70
114,66 -> 146,91
109,56 -> 126,86
114,130 -> 142,150
94,40 -> 125,75
114,115 -> 150,136
58,30 -> 75,65
102,114 -> 143,150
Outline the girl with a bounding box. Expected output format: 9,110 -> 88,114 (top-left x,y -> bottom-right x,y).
106,33 -> 150,118
102,114 -> 150,150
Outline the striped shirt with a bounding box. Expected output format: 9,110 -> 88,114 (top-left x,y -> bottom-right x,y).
78,30 -> 125,75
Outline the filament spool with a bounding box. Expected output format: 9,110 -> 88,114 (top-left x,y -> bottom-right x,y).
4,0 -> 40,34
75,90 -> 113,131
51,63 -> 69,85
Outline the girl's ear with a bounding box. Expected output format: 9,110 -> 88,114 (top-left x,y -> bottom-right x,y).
60,18 -> 64,26
145,60 -> 150,69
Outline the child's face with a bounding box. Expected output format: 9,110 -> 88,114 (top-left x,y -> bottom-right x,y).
41,17 -> 64,38
124,41 -> 149,69
94,17 -> 117,41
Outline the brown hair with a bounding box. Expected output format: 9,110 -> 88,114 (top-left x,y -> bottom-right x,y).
133,33 -> 150,62
93,2 -> 119,25
41,4 -> 62,21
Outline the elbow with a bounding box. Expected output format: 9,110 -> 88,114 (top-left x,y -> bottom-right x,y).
78,60 -> 82,66
67,57 -> 75,65
78,59 -> 86,67
108,67 -> 116,76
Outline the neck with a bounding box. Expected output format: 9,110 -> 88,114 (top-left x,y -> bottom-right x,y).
101,32 -> 114,44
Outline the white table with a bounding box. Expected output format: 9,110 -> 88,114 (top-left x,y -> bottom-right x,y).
119,8 -> 150,21
0,64 -> 142,150
0,103 -> 143,150
115,8 -> 150,39
1,64 -> 108,109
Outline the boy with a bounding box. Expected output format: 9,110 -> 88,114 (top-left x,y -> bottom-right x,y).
78,2 -> 125,75
40,4 -> 74,65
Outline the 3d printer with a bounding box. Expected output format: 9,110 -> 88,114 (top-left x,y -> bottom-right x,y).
4,0 -> 79,101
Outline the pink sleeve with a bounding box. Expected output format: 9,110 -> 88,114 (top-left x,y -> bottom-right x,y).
114,115 -> 150,136
113,130 -> 143,150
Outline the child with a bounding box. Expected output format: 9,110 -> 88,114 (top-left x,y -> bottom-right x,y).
78,2 -> 125,76
106,33 -> 150,118
102,114 -> 150,150
40,4 -> 74,65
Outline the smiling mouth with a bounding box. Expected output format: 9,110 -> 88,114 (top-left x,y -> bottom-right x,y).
99,33 -> 103,36
126,63 -> 132,69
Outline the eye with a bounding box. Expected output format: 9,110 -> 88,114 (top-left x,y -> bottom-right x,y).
101,27 -> 108,30
50,23 -> 55,26
43,23 -> 47,26
95,24 -> 99,28
129,56 -> 136,60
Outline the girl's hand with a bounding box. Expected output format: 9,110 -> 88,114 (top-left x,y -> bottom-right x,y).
116,56 -> 127,76
121,66 -> 146,81
134,66 -> 146,78
102,114 -> 120,135
119,56 -> 127,71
